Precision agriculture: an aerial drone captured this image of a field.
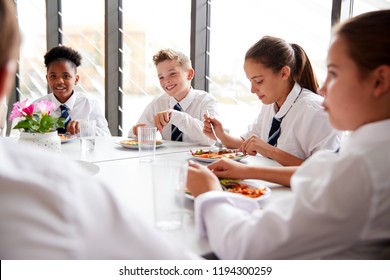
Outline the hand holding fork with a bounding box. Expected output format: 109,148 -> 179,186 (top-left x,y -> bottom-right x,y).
206,110 -> 223,151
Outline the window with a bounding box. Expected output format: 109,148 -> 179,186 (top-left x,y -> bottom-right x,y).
16,0 -> 46,101
209,0 -> 332,135
14,0 -> 390,136
62,0 -> 105,113
122,0 -> 191,135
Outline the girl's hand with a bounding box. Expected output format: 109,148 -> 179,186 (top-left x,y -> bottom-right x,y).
208,158 -> 248,179
203,114 -> 224,139
187,160 -> 222,197
239,136 -> 272,158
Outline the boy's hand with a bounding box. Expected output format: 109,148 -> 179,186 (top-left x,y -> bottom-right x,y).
132,123 -> 146,136
154,109 -> 172,132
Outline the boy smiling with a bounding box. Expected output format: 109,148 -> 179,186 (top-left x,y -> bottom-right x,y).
128,49 -> 217,145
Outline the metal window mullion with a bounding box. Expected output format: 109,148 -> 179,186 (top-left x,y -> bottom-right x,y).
331,0 -> 342,27
46,0 -> 62,51
105,0 -> 123,136
190,0 -> 209,92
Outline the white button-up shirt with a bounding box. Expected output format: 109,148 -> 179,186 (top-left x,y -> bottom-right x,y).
195,119 -> 390,259
0,140 -> 196,259
34,91 -> 111,136
242,83 -> 342,159
128,88 -> 218,146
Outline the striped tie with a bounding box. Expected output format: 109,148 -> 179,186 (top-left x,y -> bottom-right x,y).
57,104 -> 71,134
171,103 -> 183,141
267,117 -> 282,146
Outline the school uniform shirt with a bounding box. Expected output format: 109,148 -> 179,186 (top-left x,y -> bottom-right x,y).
194,119 -> 390,259
35,91 -> 111,136
0,140 -> 197,259
128,88 -> 218,146
241,83 -> 342,159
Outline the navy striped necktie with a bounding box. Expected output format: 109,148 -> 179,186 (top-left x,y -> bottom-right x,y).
267,88 -> 303,147
57,104 -> 71,134
171,103 -> 183,141
267,117 -> 282,146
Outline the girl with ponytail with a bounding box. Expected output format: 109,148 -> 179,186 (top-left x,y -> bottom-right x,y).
204,36 -> 342,166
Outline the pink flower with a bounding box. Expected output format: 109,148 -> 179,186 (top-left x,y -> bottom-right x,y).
9,98 -> 30,121
35,100 -> 56,116
22,104 -> 34,116
10,98 -> 62,133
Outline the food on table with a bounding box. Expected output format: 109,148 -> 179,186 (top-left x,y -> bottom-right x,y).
186,179 -> 268,199
190,148 -> 244,159
225,182 -> 267,198
120,139 -> 163,146
58,134 -> 76,141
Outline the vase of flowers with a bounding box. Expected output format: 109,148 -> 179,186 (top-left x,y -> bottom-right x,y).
9,98 -> 65,153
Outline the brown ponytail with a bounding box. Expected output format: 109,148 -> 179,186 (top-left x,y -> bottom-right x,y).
290,43 -> 319,93
245,36 -> 319,93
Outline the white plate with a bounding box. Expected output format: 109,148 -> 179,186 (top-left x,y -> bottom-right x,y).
190,149 -> 248,163
59,134 -> 77,144
117,139 -> 164,149
74,160 -> 100,176
185,180 -> 271,202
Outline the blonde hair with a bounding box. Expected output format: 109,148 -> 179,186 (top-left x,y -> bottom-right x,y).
0,0 -> 20,67
152,49 -> 192,71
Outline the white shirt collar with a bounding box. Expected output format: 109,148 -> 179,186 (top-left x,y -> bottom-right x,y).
169,88 -> 195,111
50,91 -> 78,110
274,82 -> 302,119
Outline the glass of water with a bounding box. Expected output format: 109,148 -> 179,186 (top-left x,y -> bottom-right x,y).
79,119 -> 96,152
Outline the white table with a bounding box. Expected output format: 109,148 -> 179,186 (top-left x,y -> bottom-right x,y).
61,136 -> 212,163
75,139 -> 291,256
7,135 -> 291,256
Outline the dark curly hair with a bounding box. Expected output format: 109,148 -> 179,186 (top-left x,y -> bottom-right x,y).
44,46 -> 82,69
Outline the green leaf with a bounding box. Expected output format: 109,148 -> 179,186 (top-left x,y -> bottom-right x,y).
56,117 -> 65,129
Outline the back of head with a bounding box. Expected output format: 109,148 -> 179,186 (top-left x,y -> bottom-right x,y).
152,48 -> 192,71
245,35 -> 319,93
333,10 -> 390,76
44,45 -> 82,69
0,0 -> 20,67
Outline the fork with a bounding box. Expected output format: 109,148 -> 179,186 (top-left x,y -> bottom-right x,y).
206,110 -> 223,151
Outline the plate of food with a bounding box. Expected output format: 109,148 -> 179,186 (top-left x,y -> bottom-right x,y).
185,179 -> 271,202
59,133 -> 77,143
117,139 -> 164,149
189,148 -> 248,163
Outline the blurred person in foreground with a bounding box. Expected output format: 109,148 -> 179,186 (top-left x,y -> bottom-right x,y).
187,10 -> 390,259
0,0 -> 195,259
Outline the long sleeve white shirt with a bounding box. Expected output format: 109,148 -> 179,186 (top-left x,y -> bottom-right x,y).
34,91 -> 111,136
241,83 -> 342,159
0,140 -> 197,259
128,88 -> 218,146
195,119 -> 390,259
